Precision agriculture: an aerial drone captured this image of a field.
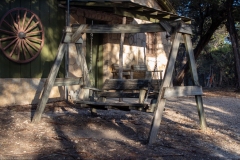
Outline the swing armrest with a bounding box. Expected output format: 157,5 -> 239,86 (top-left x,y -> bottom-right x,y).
81,86 -> 104,92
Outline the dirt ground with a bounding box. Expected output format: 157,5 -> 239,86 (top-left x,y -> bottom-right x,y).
0,88 -> 239,159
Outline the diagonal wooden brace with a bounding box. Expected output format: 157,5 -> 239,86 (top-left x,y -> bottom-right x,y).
32,43 -> 67,123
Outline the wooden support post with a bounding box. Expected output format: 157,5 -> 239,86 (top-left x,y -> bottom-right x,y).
72,24 -> 88,43
75,44 -> 92,100
139,89 -> 147,103
195,95 -> 207,129
119,17 -> 126,102
183,34 -> 207,129
32,43 -> 67,123
148,33 -> 182,144
71,24 -> 92,101
119,17 -> 126,79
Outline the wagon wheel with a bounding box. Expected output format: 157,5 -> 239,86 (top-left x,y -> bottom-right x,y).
0,8 -> 44,63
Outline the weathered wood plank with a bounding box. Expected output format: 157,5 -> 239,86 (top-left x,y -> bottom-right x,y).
163,86 -> 203,98
114,7 -> 164,23
69,23 -> 192,36
99,92 -> 145,98
108,11 -> 185,24
32,43 -> 66,123
119,17 -> 126,79
195,95 -> 207,129
70,23 -> 165,33
131,64 -> 148,79
111,64 -> 131,79
101,79 -> 160,90
54,77 -> 82,86
183,34 -> 199,85
102,79 -> 146,90
74,100 -> 149,112
160,21 -> 192,35
148,32 -> 182,144
75,43 -> 92,100
72,24 -> 88,43
131,64 -> 147,71
112,64 -> 131,71
75,100 -> 148,107
183,34 -> 207,130
139,89 -> 147,103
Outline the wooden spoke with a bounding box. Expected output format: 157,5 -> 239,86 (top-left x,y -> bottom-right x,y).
9,40 -> 19,57
27,37 -> 42,43
25,38 -> 40,51
17,42 -> 21,60
3,38 -> 17,50
22,40 -> 28,60
21,10 -> 27,30
22,40 -> 34,57
3,20 -> 17,33
10,13 -> 18,30
25,30 -> 42,36
16,10 -> 20,30
25,21 -> 39,33
0,36 -> 17,41
23,15 -> 34,31
24,39 -> 35,56
0,29 -> 16,35
0,8 -> 44,63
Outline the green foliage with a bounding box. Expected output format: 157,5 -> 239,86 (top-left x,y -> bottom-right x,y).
197,43 -> 236,86
170,0 -> 227,40
170,0 -> 240,87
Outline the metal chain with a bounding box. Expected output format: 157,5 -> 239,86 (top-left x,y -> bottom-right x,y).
145,32 -> 159,103
89,32 -> 93,73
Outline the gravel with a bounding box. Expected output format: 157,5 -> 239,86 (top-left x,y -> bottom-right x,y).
0,94 -> 239,159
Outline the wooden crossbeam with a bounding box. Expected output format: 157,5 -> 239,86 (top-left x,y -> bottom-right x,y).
160,21 -> 192,35
68,23 -> 192,38
54,77 -> 82,86
75,101 -> 149,112
72,24 -> 88,43
163,86 -> 203,98
70,23 -> 165,34
114,7 -> 170,23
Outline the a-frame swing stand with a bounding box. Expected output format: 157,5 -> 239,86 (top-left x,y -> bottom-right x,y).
148,32 -> 207,144
32,23 -> 207,145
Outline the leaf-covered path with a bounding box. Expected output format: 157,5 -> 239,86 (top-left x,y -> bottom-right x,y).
0,89 -> 239,159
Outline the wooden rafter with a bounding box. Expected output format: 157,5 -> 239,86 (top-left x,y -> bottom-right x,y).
63,22 -> 192,43
57,0 -> 192,23
114,8 -> 172,23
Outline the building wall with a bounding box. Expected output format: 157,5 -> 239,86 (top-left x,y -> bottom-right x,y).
0,0 -> 65,106
0,78 -> 64,106
67,8 -> 171,97
0,1 -> 172,106
0,0 -> 65,78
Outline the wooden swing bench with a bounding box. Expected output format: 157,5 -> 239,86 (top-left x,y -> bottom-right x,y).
111,64 -> 149,79
73,79 -> 162,112
32,22 -> 207,144
73,78 -> 203,113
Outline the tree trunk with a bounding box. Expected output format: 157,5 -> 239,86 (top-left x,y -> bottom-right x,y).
219,70 -> 223,87
173,1 -> 230,86
226,0 -> 240,91
173,20 -> 225,85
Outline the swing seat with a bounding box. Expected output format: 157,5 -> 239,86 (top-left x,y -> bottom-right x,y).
73,79 -> 162,112
111,64 -> 131,79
